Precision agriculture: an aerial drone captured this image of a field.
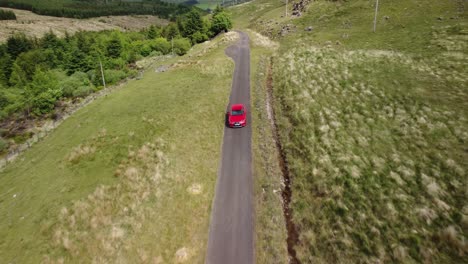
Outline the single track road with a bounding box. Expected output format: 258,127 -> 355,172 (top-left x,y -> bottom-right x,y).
206,31 -> 253,264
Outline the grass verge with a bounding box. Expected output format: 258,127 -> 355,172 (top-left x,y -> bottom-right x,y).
249,32 -> 289,264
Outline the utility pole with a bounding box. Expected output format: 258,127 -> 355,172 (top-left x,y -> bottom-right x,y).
373,0 -> 379,32
99,59 -> 106,89
171,37 -> 174,56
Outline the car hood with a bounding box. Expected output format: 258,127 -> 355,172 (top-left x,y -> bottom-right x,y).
229,114 -> 246,123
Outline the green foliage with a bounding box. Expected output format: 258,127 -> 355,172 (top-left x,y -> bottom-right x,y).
0,8 -> 15,20
6,33 -> 33,60
162,23 -> 180,39
0,47 -> 12,85
106,34 -> 123,59
72,85 -> 93,98
172,38 -> 191,55
60,71 -> 94,98
9,49 -> 53,87
9,62 -> 28,88
0,136 -> 7,153
147,25 -> 160,39
25,70 -> 61,116
211,11 -> 232,35
0,86 -> 24,119
0,6 -> 225,122
65,47 -> 90,75
103,69 -> 127,85
212,5 -> 223,16
31,89 -> 61,115
191,31 -> 208,44
182,9 -> 204,37
152,38 -> 171,54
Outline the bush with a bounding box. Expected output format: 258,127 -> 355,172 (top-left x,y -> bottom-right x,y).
191,31 -> 208,44
151,38 -> 171,54
104,69 -> 127,84
0,9 -> 16,20
105,57 -> 127,70
0,137 -> 7,153
31,89 -> 61,116
60,71 -> 94,98
0,88 -> 24,119
139,42 -> 152,57
211,12 -> 232,35
73,86 -> 93,98
172,38 -> 191,56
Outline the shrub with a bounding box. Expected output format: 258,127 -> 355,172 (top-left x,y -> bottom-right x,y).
0,137 -> 7,153
31,89 -> 61,116
211,12 -> 232,36
61,71 -> 93,98
73,86 -> 93,98
172,38 -> 191,56
104,69 -> 127,84
139,43 -> 152,57
151,38 -> 170,54
0,9 -> 15,20
191,31 -> 208,44
0,87 -> 24,119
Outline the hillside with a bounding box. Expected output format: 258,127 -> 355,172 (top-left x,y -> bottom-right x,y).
0,0 -> 194,18
0,7 -> 169,43
0,0 -> 466,263
230,0 -> 467,263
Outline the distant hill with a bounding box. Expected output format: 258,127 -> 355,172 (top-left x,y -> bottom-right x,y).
0,0 -> 198,19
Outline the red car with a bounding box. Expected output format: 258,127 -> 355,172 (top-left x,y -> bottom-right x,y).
227,104 -> 247,128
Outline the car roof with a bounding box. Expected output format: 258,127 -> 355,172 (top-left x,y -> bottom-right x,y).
231,104 -> 244,110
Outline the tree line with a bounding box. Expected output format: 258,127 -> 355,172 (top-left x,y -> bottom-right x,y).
0,8 -> 16,20
0,6 -> 232,127
0,0 -> 194,19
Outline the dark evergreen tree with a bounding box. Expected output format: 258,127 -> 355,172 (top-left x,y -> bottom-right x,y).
147,25 -> 159,39
183,9 -> 203,37
107,34 -> 123,59
6,33 -> 33,60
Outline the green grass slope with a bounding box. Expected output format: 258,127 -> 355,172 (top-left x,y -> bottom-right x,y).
231,0 -> 467,263
0,34 -> 234,263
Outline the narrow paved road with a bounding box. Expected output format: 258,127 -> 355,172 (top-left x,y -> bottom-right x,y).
206,31 -> 253,264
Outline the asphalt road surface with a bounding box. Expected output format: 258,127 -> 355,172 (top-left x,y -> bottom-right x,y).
205,31 -> 254,264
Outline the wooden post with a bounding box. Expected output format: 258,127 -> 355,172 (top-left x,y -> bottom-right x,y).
99,59 -> 106,88
373,0 -> 379,32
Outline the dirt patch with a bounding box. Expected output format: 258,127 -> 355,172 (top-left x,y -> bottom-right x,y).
187,183 -> 202,195
0,7 -> 168,43
174,247 -> 189,262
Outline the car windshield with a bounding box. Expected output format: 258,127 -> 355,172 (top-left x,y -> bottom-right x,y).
231,110 -> 244,116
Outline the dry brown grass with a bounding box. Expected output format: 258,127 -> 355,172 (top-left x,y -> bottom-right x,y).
0,7 -> 168,43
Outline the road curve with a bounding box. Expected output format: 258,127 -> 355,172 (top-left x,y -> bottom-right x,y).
206,31 -> 253,264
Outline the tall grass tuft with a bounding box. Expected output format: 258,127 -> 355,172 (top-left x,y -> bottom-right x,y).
273,24 -> 467,262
